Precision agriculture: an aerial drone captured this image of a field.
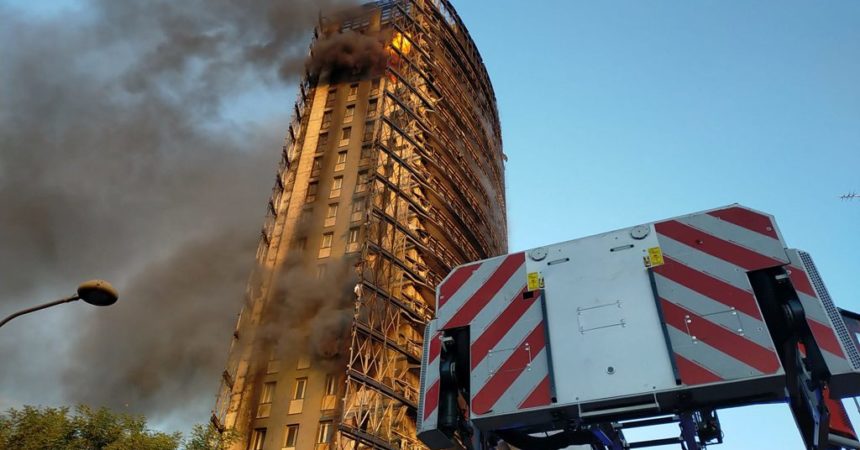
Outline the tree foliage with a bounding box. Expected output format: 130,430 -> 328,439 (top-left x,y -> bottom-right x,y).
184,423 -> 240,450
0,405 -> 237,450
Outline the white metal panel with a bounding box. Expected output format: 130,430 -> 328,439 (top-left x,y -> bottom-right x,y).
527,225 -> 677,404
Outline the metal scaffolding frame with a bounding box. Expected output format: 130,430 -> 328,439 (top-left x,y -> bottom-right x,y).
338,2 -> 505,449
213,2 -> 505,449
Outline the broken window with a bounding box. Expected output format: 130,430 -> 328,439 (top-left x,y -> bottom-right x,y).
363,121 -> 375,143
317,133 -> 329,152
306,182 -> 318,203
325,87 -> 336,108
312,156 -> 322,177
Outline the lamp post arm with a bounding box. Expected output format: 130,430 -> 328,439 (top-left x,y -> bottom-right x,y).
0,294 -> 81,329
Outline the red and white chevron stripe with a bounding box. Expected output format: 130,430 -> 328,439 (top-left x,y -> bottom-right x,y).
421,329 -> 442,422
424,251 -> 551,421
653,206 -> 788,385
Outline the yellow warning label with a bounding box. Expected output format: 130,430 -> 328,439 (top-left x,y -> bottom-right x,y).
527,272 -> 543,291
647,247 -> 665,268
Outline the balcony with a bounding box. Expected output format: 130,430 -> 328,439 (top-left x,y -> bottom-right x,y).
288,398 -> 304,415
321,394 -> 337,411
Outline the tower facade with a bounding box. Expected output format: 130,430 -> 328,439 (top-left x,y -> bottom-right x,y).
214,2 -> 506,449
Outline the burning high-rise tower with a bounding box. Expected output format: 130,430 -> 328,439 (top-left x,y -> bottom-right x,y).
213,1 -> 506,449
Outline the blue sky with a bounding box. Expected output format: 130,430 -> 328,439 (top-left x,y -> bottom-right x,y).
453,1 -> 859,447
3,0 -> 859,447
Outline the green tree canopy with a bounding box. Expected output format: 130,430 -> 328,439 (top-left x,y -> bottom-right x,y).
0,405 -> 237,450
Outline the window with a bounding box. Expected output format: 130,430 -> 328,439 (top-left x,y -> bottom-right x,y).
289,379 -> 306,414
335,151 -> 347,171
346,228 -> 360,253
367,99 -> 377,117
371,79 -> 380,96
297,355 -> 311,369
261,382 -> 276,404
322,111 -> 332,129
362,121 -> 374,143
346,228 -> 359,252
317,264 -> 327,279
312,157 -> 322,177
306,182 -> 318,203
325,88 -> 336,108
330,176 -> 343,198
284,425 -> 299,449
325,203 -> 338,227
340,127 -> 352,146
356,171 -> 368,193
360,144 -> 372,161
348,84 -> 358,100
319,232 -> 333,258
250,429 -> 266,450
293,378 -> 307,400
257,382 -> 275,417
344,105 -> 355,124
324,374 -> 338,395
351,201 -> 364,222
317,422 -> 333,444
284,425 -> 299,450
326,203 -> 338,217
317,133 -> 329,152
321,375 -> 338,411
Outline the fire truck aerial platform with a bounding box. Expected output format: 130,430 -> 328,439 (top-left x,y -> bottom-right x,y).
416,204 -> 860,450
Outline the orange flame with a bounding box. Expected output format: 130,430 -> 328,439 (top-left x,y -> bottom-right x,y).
391,32 -> 412,56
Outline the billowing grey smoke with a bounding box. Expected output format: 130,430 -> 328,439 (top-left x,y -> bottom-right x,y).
253,253 -> 359,373
0,0 -> 362,429
63,231 -> 259,417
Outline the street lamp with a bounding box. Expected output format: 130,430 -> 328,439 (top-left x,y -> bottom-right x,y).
0,280 -> 118,329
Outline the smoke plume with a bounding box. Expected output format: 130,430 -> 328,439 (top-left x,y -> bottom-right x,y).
62,231 -> 259,416
257,253 -> 359,371
308,30 -> 392,77
0,0 -> 365,428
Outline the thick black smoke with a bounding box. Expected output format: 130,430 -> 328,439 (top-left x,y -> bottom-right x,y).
308,30 -> 392,77
0,0 -> 361,428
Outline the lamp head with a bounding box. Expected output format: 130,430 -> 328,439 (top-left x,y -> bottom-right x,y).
77,280 -> 118,306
